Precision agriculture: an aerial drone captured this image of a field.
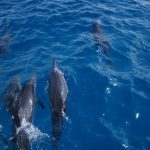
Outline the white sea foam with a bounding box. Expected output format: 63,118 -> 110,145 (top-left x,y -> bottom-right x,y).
135,113 -> 139,119
105,87 -> 111,95
122,144 -> 128,149
0,124 -> 2,131
16,122 -> 49,142
109,77 -> 118,87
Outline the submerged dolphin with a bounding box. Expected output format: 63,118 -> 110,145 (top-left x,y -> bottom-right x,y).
49,59 -> 68,146
92,20 -> 109,56
6,75 -> 44,150
6,75 -> 21,126
0,30 -> 10,56
92,21 -> 113,66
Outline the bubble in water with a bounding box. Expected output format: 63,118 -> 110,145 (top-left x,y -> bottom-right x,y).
135,113 -> 139,119
125,121 -> 129,126
96,49 -> 99,53
113,82 -> 118,87
105,87 -> 111,95
102,113 -> 105,117
11,116 -> 14,120
122,144 -> 128,149
109,77 -> 118,87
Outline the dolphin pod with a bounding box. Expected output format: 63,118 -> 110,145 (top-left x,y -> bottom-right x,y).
49,59 -> 68,148
4,59 -> 68,149
0,20 -> 114,149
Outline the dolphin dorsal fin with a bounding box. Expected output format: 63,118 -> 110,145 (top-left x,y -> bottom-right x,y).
52,58 -> 57,69
27,73 -> 36,84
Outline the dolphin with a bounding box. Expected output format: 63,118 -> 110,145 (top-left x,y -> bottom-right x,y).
49,59 -> 68,147
49,59 -> 68,114
15,74 -> 37,126
0,30 -> 10,56
92,21 -> 113,66
92,20 -> 109,56
6,75 -> 21,127
6,75 -> 44,150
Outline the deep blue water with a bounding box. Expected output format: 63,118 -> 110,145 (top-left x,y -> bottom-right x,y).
0,0 -> 150,149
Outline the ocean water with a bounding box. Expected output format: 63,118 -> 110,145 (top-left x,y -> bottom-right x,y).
0,0 -> 150,150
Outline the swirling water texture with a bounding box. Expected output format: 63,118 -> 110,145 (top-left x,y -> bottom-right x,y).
0,0 -> 150,150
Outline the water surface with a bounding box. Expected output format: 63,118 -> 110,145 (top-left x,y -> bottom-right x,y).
0,0 -> 150,149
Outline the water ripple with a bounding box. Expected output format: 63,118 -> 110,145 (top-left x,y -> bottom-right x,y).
0,0 -> 150,150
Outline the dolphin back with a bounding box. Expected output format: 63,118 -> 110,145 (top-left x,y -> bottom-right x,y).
50,59 -> 68,113
17,75 -> 36,126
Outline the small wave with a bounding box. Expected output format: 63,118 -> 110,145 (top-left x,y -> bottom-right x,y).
132,88 -> 149,100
